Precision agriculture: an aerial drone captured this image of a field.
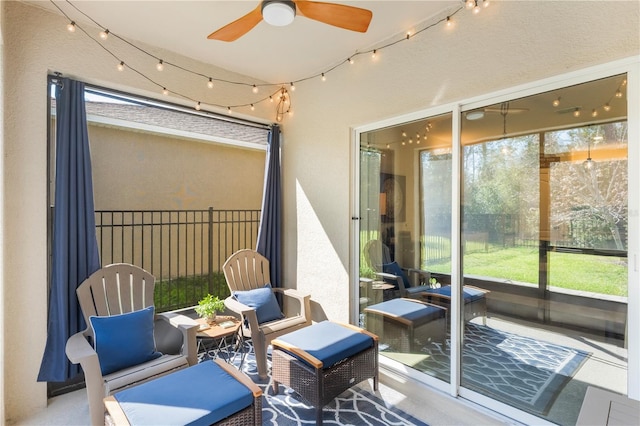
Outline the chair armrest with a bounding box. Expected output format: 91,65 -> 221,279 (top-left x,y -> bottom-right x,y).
65,331 -> 98,365
157,312 -> 199,366
374,272 -> 405,291
224,297 -> 261,335
273,288 -> 312,324
406,268 -> 432,286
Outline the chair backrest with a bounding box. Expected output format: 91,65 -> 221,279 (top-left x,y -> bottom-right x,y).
223,249 -> 271,292
76,263 -> 156,338
365,239 -> 392,272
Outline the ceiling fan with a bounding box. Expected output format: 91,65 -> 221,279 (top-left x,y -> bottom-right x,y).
207,0 -> 373,42
466,104 -> 529,121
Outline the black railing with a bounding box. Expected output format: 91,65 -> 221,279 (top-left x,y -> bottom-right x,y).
95,208 -> 261,312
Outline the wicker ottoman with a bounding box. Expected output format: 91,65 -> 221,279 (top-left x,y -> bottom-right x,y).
271,321 -> 378,426
104,359 -> 262,425
364,298 -> 447,352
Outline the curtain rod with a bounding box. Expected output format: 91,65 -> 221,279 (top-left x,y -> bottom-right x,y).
48,73 -> 274,131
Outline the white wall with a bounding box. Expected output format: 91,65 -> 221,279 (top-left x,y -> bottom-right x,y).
1,2 -> 272,422
1,0 -> 639,423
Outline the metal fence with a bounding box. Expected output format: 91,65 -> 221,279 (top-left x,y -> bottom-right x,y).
95,208 -> 261,311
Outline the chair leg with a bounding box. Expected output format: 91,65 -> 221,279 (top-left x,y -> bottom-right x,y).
253,338 -> 269,379
316,407 -> 323,426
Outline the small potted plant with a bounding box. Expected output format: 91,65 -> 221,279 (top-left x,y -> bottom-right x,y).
194,294 -> 226,324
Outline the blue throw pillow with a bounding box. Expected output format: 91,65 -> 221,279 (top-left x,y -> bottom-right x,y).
233,283 -> 284,324
382,261 -> 411,289
90,305 -> 162,375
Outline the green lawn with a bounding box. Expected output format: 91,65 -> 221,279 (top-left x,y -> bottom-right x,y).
428,246 -> 628,297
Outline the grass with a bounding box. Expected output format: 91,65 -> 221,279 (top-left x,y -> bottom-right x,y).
428,246 -> 628,297
154,272 -> 230,313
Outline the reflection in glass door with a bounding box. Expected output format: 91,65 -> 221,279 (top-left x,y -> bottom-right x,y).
358,114 -> 453,384
460,75 -> 628,425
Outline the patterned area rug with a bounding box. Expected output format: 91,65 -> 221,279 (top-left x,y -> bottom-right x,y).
199,341 -> 428,426
399,323 -> 590,416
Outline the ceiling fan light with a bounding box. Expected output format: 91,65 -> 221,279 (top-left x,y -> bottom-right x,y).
262,1 -> 296,27
466,110 -> 485,121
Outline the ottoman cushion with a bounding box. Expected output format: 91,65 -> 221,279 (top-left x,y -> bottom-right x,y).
114,361 -> 253,425
366,298 -> 445,327
277,321 -> 373,369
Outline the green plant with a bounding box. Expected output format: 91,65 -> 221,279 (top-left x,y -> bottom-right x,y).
194,294 -> 225,318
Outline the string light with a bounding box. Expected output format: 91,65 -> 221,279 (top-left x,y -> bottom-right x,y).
552,97 -> 561,107
615,89 -> 623,98
51,0 -> 474,121
591,109 -> 598,118
573,108 -> 581,117
603,103 -> 611,112
195,101 -> 201,111
250,104 -> 255,111
227,107 -> 232,114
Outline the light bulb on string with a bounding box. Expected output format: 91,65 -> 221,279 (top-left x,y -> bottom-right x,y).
372,49 -> 377,59
552,97 -> 561,107
473,2 -> 481,14
483,0 -> 490,8
466,0 -> 474,9
603,103 -> 611,112
290,82 -> 295,91
321,73 -> 326,82
162,87 -> 168,95
348,57 -> 354,65
156,60 -> 164,71
269,96 -> 274,103
252,85 -> 259,94
591,109 -> 598,118
615,89 -> 623,98
67,21 -> 76,32
227,107 -> 232,114
207,78 -> 214,89
446,16 -> 453,28
117,61 -> 125,71
573,108 -> 581,117
99,29 -> 109,40
195,102 -> 201,111
250,104 -> 255,111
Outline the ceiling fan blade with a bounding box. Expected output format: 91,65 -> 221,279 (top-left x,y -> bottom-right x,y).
294,0 -> 372,33
207,4 -> 263,42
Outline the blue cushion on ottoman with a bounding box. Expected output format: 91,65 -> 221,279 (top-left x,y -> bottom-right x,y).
427,285 -> 485,302
114,361 -> 253,425
366,298 -> 445,327
276,321 -> 373,369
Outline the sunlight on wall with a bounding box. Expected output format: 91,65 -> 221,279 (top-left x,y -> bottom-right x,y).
295,179 -> 349,323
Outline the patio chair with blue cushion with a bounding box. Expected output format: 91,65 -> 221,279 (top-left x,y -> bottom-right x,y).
223,249 -> 312,379
65,263 -> 198,426
365,239 -> 489,323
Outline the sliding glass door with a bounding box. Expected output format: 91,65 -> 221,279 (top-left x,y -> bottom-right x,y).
355,67 -> 635,425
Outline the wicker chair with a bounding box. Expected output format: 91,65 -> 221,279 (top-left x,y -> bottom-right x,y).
223,249 -> 312,379
65,263 -> 198,426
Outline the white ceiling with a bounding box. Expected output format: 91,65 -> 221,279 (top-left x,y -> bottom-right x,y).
28,0 -> 460,83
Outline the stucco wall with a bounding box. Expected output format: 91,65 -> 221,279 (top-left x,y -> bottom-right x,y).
2,0 -> 639,423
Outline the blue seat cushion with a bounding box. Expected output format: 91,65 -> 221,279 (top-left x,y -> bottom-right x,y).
114,361 -> 254,425
233,283 -> 284,324
427,285 -> 485,303
365,298 -> 445,327
276,321 -> 373,369
90,306 -> 162,375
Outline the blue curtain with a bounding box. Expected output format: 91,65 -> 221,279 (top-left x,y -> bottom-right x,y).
38,78 -> 101,382
256,125 -> 282,287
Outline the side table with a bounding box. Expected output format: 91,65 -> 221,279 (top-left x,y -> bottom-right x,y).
196,316 -> 244,367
